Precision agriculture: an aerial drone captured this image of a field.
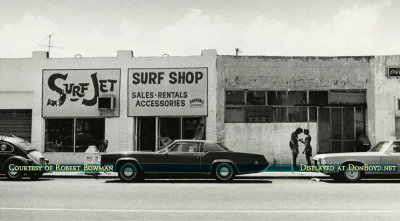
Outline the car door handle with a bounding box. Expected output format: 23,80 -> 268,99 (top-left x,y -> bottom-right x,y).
194,154 -> 201,158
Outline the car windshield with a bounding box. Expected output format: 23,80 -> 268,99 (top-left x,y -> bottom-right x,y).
157,142 -> 174,153
368,141 -> 390,152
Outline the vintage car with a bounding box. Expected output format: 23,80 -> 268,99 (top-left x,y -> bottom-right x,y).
101,140 -> 268,182
313,141 -> 400,182
0,135 -> 49,180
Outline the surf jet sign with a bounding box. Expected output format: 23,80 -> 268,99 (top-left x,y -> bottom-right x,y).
42,69 -> 120,117
128,68 -> 207,116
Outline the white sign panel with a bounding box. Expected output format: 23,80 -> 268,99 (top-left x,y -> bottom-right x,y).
128,68 -> 208,116
42,69 -> 120,117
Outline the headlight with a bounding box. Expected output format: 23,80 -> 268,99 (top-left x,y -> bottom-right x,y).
320,158 -> 327,165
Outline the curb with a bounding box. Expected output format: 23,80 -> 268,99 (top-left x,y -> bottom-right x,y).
41,172 -> 329,179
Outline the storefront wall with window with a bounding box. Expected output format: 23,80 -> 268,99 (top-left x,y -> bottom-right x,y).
369,55 -> 400,145
217,56 -> 371,164
0,50 -> 217,164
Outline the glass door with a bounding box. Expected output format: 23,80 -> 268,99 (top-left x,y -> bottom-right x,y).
317,107 -> 363,153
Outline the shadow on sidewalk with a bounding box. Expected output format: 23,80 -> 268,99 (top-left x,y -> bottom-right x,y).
0,177 -> 54,182
104,178 -> 272,184
320,178 -> 400,184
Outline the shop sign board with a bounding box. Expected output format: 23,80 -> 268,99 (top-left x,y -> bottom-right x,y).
387,67 -> 400,77
128,68 -> 208,116
42,69 -> 121,117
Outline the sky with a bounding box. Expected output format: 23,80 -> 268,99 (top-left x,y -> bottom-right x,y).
0,0 -> 399,58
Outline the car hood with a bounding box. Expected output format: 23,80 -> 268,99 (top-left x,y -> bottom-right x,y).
313,152 -> 381,160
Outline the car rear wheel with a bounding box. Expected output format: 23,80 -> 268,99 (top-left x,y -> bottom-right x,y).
6,164 -> 23,181
214,163 -> 235,182
118,162 -> 143,182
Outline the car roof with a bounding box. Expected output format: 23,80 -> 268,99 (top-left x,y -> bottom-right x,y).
0,135 -> 24,144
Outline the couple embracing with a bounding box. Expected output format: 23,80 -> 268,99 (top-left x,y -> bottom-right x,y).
289,127 -> 312,169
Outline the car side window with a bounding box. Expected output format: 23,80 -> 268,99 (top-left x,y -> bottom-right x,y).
169,142 -> 200,153
203,143 -> 225,152
0,142 -> 14,152
389,143 -> 400,153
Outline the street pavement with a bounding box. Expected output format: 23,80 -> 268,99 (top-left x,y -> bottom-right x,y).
1,175 -> 400,221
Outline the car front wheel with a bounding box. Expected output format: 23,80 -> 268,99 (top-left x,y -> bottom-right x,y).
6,164 -> 23,181
341,165 -> 362,182
118,162 -> 143,182
214,163 -> 235,182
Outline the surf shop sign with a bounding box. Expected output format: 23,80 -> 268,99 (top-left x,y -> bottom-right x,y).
42,69 -> 120,117
128,68 -> 208,116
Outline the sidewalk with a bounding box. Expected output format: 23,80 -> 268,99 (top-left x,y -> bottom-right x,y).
42,171 -> 328,179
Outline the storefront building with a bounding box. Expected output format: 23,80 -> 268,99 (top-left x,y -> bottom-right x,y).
0,50 -> 217,164
216,55 -> 371,165
1,51 -> 400,164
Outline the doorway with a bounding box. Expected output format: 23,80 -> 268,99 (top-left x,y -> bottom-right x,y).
137,117 -> 156,151
135,117 -> 205,151
317,107 -> 365,153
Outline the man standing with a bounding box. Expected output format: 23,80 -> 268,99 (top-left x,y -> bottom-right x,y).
290,127 -> 303,169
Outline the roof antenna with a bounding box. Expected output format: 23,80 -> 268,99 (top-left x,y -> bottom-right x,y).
235,48 -> 242,56
38,34 -> 64,56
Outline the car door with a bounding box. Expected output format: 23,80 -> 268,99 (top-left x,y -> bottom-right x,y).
380,142 -> 400,175
164,141 -> 201,173
0,141 -> 16,172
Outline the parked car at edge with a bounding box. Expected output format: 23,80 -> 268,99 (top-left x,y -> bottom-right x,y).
0,135 -> 49,180
313,141 -> 400,182
101,140 -> 269,182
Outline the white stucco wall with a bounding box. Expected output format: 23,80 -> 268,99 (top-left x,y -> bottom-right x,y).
0,50 -> 218,164
368,55 -> 400,145
224,123 -> 317,165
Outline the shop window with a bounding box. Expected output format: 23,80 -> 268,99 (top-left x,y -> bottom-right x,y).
225,107 -> 245,123
226,91 -> 245,105
309,107 -> 317,122
272,107 -> 287,122
355,108 -> 365,137
287,91 -> 307,106
246,91 -> 265,105
75,119 -> 105,152
182,118 -> 203,139
267,91 -> 286,105
45,118 -> 105,152
343,108 -> 355,140
329,91 -> 366,105
309,91 -> 328,105
137,117 -> 205,152
331,108 -> 342,140
245,106 -> 272,123
288,107 -> 307,122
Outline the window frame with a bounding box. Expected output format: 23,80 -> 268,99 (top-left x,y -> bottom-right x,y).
45,118 -> 105,153
225,89 -> 317,123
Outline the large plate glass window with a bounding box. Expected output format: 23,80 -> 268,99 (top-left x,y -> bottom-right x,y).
45,118 -> 105,152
